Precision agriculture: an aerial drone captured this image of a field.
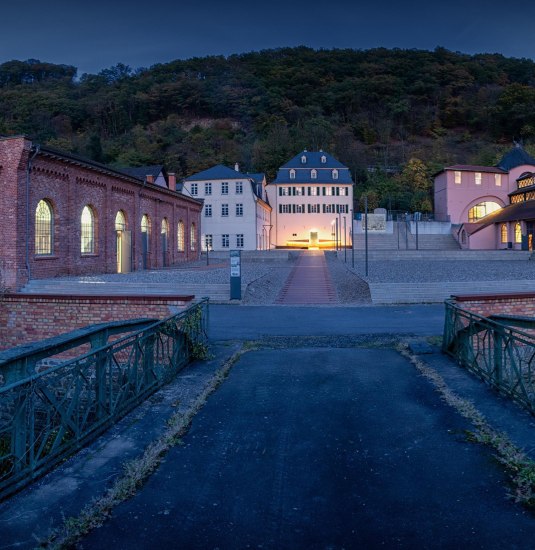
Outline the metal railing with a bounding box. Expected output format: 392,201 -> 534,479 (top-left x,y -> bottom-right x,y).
443,299 -> 535,413
0,299 -> 208,500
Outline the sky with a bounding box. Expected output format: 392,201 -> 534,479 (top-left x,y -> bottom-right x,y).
3,0 -> 535,76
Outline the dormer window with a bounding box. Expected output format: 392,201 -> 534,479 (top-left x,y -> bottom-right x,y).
332,169 -> 338,180
311,169 -> 317,179
321,155 -> 326,164
301,155 -> 307,164
290,169 -> 296,180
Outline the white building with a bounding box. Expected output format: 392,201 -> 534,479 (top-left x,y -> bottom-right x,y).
266,150 -> 354,248
182,164 -> 272,251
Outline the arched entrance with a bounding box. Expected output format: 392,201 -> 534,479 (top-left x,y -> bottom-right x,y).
115,211 -> 131,273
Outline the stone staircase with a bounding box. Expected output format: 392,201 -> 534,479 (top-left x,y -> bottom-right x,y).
349,249 -> 532,261
20,279 -> 247,303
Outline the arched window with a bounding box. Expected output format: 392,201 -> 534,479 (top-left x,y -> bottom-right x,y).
311,169 -> 317,179
515,222 -> 522,244
190,222 -> 197,251
467,201 -> 501,222
162,218 -> 169,244
141,214 -> 151,246
35,199 -> 53,255
332,169 -> 338,180
177,220 -> 185,252
115,210 -> 126,231
500,224 -> 508,244
290,169 -> 296,180
321,155 -> 326,164
81,205 -> 95,254
301,155 -> 307,164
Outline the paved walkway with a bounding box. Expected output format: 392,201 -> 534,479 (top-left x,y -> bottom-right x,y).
82,345 -> 535,549
276,251 -> 336,304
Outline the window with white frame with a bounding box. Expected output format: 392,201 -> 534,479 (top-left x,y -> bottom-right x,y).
222,204 -> 229,217
279,187 -> 290,196
301,155 -> 307,164
236,203 -> 243,216
191,183 -> 198,195
332,169 -> 338,179
190,223 -> 197,251
454,171 -> 461,184
205,182 -> 212,195
205,234 -> 213,249
495,174 -> 502,187
294,187 -> 304,196
236,181 -> 243,194
290,169 -> 296,179
204,204 -> 212,217
475,172 -> 482,185
222,182 -> 228,194
35,199 -> 53,255
340,187 -> 348,196
81,205 -> 96,254
177,221 -> 185,251
325,187 -> 333,196
308,204 -> 320,213
311,169 -> 317,179
279,204 -> 291,213
323,204 -> 335,213
295,204 -> 305,213
309,186 -> 318,196
222,234 -> 229,248
321,155 -> 326,164
236,234 -> 244,248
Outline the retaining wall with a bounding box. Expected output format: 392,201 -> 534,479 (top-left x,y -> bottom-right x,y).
452,292 -> 535,317
0,294 -> 194,350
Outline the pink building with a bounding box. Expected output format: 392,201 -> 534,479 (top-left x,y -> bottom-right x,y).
433,145 -> 535,249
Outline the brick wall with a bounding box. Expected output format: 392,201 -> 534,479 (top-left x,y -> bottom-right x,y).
0,136 -> 203,290
452,293 -> 535,317
0,294 -> 194,350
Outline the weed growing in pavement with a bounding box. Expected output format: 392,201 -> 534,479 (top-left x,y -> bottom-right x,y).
39,345 -> 249,549
398,342 -> 535,508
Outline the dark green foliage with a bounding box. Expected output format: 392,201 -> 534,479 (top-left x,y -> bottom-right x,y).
1,49 -> 534,210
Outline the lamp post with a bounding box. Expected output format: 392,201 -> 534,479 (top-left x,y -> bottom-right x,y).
350,208 -> 354,268
365,195 -> 369,277
343,216 -> 347,262
335,218 -> 339,252
331,221 -> 335,250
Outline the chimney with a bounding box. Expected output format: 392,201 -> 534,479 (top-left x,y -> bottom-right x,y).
146,174 -> 155,184
234,162 -> 239,172
168,173 -> 176,191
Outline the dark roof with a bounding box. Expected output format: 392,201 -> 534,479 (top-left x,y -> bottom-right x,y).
442,165 -> 507,174
280,150 -> 346,169
272,150 -> 353,185
496,145 -> 535,171
467,201 -> 535,235
184,164 -> 249,181
121,165 -> 165,179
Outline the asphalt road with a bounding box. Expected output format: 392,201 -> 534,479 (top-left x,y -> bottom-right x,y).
83,346 -> 535,549
208,304 -> 445,340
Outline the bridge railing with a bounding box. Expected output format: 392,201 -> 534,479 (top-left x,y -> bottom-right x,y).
443,299 -> 535,413
0,299 -> 208,500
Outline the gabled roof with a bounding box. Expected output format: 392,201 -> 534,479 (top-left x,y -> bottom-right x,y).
496,145 -> 535,171
121,165 -> 165,179
280,150 -> 346,169
184,164 -> 249,181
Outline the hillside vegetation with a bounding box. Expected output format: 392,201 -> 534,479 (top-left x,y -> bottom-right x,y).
1,47 -> 535,211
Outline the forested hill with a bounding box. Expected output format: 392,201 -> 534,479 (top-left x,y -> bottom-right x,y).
1,47 -> 535,210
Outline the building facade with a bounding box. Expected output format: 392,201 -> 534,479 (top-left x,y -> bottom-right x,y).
433,145 -> 535,249
266,150 -> 354,248
182,164 -> 272,251
0,136 -> 202,290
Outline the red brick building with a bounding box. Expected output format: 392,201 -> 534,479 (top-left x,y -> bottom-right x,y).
0,136 -> 203,290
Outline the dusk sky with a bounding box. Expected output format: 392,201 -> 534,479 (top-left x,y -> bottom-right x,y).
3,0 -> 535,76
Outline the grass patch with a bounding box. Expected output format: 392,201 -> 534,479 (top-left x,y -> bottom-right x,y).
40,345 -> 248,549
398,342 -> 535,508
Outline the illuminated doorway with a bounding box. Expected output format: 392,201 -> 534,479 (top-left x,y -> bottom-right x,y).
115,211 -> 131,273
309,230 -> 319,248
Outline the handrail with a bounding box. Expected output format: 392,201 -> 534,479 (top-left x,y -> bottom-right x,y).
0,299 -> 208,500
443,299 -> 535,414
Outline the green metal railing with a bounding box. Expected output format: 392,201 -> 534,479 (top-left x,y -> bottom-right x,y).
0,299 -> 208,500
443,299 -> 535,413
